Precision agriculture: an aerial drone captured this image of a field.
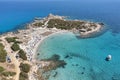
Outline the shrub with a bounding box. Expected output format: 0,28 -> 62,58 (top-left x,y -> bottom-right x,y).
0,43 -> 4,48
1,71 -> 16,76
0,66 -> 4,73
19,72 -> 28,80
19,63 -> 30,73
0,43 -> 7,62
14,41 -> 22,44
0,50 -> 7,62
11,43 -> 20,51
5,37 -> 18,43
47,19 -> 85,30
5,37 -> 22,44
18,49 -> 27,60
33,22 -> 43,27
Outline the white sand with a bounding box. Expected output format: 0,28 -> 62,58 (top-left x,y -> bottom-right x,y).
0,14 -> 103,80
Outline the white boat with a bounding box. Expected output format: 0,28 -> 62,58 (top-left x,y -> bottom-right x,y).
105,55 -> 112,61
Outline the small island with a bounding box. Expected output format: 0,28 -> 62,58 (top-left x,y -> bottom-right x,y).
33,14 -> 104,38
0,14 -> 104,80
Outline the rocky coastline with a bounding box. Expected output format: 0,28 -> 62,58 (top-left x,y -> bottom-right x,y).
0,14 -> 104,80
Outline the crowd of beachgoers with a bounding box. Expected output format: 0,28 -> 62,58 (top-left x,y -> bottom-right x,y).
0,14 -> 103,80
19,27 -> 66,80
18,27 -> 61,80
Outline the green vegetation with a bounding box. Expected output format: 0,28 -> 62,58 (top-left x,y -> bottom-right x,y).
0,43 -> 7,62
19,72 -> 28,80
11,43 -> 20,51
47,19 -> 99,31
0,66 -> 5,73
47,19 -> 86,30
19,63 -> 30,73
33,22 -> 43,27
0,66 -> 16,76
1,71 -> 16,76
5,37 -> 18,43
18,49 -> 27,60
5,37 -> 22,44
19,63 -> 30,80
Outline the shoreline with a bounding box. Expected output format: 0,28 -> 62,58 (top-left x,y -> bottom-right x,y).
79,24 -> 104,38
0,14 -> 104,80
33,29 -> 69,61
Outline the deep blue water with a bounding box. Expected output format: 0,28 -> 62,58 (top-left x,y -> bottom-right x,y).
1,1 -> 120,80
0,1 -> 120,33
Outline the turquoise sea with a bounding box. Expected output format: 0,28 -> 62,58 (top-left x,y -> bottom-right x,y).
37,31 -> 120,80
1,0 -> 120,80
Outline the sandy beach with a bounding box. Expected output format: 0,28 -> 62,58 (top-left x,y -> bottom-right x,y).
0,26 -> 66,80
0,14 -> 103,80
18,27 -> 67,80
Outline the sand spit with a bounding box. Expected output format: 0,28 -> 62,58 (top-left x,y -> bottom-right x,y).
0,14 -> 104,80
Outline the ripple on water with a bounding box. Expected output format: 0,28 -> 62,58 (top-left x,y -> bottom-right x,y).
37,31 -> 120,80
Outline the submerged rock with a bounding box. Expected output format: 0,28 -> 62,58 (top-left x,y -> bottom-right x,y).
81,72 -> 84,74
112,74 -> 120,80
41,54 -> 60,61
64,55 -> 70,58
37,53 -> 40,55
83,67 -> 85,70
53,72 -> 58,77
42,60 -> 67,72
51,54 -> 60,61
98,22 -> 104,26
41,54 -> 67,72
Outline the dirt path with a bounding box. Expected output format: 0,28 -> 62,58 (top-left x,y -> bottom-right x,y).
1,37 -> 20,80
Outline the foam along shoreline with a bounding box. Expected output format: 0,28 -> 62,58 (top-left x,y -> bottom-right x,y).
0,14 -> 104,80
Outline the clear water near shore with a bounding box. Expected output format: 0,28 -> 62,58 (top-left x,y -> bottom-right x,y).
37,31 -> 120,80
1,0 -> 120,80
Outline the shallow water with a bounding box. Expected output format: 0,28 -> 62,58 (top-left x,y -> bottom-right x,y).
37,31 -> 120,80
1,0 -> 120,80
